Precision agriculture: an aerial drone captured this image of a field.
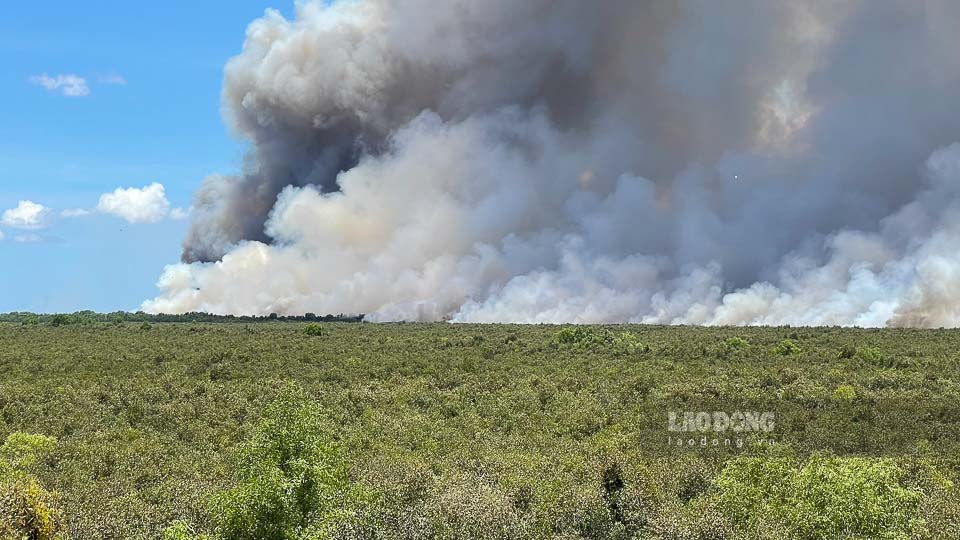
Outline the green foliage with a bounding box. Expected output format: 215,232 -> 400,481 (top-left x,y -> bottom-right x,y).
833,384 -> 857,403
855,346 -> 883,363
0,476 -> 62,540
303,323 -> 325,337
163,520 -> 214,540
837,344 -> 856,359
611,331 -> 650,354
163,520 -> 201,540
49,314 -> 72,327
0,433 -> 57,474
554,327 -> 650,353
0,433 -> 62,539
0,323 -> 956,537
714,336 -> 752,358
210,388 -> 371,540
554,326 -> 599,346
721,336 -> 750,351
713,455 -> 925,539
838,345 -> 908,369
773,338 -> 802,356
853,345 -> 910,369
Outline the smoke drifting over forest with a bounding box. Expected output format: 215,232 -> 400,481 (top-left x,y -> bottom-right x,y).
143,0 -> 960,326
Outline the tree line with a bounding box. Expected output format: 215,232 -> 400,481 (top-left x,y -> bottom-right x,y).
0,310 -> 365,325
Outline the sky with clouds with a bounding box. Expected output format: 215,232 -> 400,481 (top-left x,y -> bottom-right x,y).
0,1 -> 291,312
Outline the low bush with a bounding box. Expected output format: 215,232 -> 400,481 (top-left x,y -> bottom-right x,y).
714,336 -> 751,358
0,433 -> 57,474
833,384 -> 857,403
837,344 -> 856,359
554,327 -> 603,347
713,455 -> 925,539
162,521 -> 209,540
773,339 -> 802,356
0,476 -> 61,540
854,346 -> 883,363
0,433 -> 62,540
173,388 -> 373,539
303,323 -> 325,337
611,332 -> 650,354
721,336 -> 750,351
554,327 -> 649,353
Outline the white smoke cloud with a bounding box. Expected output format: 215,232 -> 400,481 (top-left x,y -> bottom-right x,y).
97,183 -> 172,224
145,0 -> 960,327
2,201 -> 53,230
29,73 -> 90,97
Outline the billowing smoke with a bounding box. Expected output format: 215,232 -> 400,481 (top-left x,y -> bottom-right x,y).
144,0 -> 960,326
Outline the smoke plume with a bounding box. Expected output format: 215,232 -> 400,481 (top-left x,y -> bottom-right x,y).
144,0 -> 960,326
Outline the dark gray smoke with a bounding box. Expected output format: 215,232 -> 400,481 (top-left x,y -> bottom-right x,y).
149,0 -> 960,326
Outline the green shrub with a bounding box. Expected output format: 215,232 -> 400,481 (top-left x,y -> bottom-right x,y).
832,385 -> 857,403
715,336 -> 751,357
838,345 -> 904,368
649,497 -> 734,540
303,323 -> 325,337
210,388 -> 372,539
0,433 -> 62,540
713,455 -> 925,539
554,327 -> 649,353
836,345 -> 856,359
554,327 -> 597,346
773,339 -> 802,356
612,332 -> 650,354
413,476 -> 530,539
0,476 -> 62,540
854,346 -> 883,363
722,336 -> 750,351
617,463 -> 667,531
0,433 -> 57,474
793,458 -> 925,538
854,345 -> 908,369
162,520 -> 211,540
49,314 -> 71,327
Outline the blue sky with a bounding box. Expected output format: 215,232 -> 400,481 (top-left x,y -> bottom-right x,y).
0,1 -> 293,312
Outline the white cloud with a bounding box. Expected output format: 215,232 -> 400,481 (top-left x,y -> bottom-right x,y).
169,207 -> 189,220
98,74 -> 127,85
2,200 -> 52,230
0,229 -> 5,241
60,208 -> 92,218
29,73 -> 89,97
96,182 -> 171,223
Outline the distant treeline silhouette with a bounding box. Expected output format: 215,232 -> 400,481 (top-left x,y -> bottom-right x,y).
0,310 -> 365,325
